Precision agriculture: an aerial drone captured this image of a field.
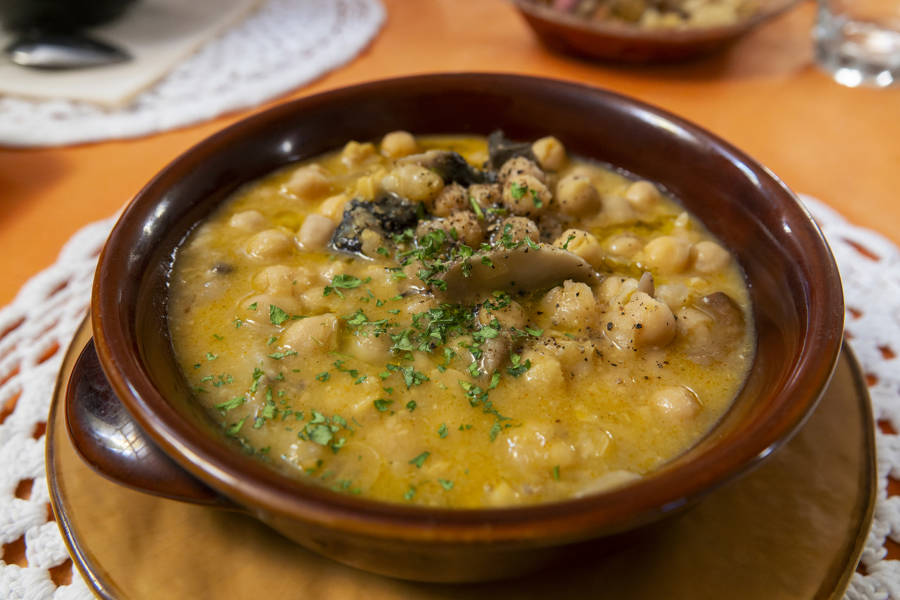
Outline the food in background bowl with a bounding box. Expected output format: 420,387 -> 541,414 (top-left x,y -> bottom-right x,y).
168,131 -> 754,507
538,0 -> 759,29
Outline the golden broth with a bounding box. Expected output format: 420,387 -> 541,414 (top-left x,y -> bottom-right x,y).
168,133 -> 754,507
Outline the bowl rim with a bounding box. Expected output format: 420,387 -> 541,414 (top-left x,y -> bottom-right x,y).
511,0 -> 801,41
91,72 -> 844,544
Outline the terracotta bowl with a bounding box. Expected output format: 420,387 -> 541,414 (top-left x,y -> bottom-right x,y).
511,0 -> 800,63
70,73 -> 843,583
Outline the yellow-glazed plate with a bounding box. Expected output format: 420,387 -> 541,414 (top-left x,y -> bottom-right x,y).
47,319 -> 875,599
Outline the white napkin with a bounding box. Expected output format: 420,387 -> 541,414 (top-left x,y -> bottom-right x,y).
0,0 -> 259,108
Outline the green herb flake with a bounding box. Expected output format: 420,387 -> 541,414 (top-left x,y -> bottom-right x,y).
205,352 -> 217,361
438,479 -> 454,491
469,196 -> 485,220
269,304 -> 290,326
373,398 -> 393,412
248,302 -> 258,311
510,182 -> 527,200
409,451 -> 431,469
404,485 -> 417,501
306,424 -> 333,446
489,422 -> 502,442
226,417 -> 246,436
552,465 -> 561,481
406,400 -> 417,412
315,371 -> 331,382
216,396 -> 245,412
268,350 -> 298,360
212,333 -> 224,341
234,318 -> 243,329
525,326 -> 543,337
438,423 -> 448,438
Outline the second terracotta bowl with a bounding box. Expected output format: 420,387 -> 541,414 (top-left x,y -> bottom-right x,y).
73,73 -> 843,582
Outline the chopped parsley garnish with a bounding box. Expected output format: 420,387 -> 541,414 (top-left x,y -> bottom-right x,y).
404,485 -> 417,501
267,350 -> 297,360
409,451 -> 430,468
437,423 -> 448,438
324,274 -> 371,297
510,181 -> 527,200
373,398 -> 393,412
552,465 -> 560,480
248,302 -> 258,311
269,305 -> 290,326
315,371 -> 330,382
469,196 -> 484,220
226,417 -> 246,436
216,396 -> 245,412
438,479 -> 454,491
489,422 -> 502,442
406,400 -> 417,412
205,352 -> 217,361
506,353 -> 532,377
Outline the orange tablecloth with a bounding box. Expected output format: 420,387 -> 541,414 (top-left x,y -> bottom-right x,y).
1,0 -> 899,309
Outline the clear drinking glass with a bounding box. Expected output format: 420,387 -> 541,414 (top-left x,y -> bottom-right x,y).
814,0 -> 900,87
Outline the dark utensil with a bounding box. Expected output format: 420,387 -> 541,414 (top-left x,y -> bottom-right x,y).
5,30 -> 130,69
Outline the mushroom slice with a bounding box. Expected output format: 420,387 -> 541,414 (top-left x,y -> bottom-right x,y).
397,150 -> 492,186
438,244 -> 601,302
487,130 -> 537,169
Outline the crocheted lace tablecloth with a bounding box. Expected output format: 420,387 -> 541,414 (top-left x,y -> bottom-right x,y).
0,195 -> 897,599
0,0 -> 386,147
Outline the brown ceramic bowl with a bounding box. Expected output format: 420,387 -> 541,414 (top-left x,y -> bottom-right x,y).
512,0 -> 800,62
74,73 -> 843,583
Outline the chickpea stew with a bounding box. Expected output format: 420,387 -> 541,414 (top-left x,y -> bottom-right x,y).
167,132 -> 754,508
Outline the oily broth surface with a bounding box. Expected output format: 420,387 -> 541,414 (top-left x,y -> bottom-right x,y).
168,134 -> 754,507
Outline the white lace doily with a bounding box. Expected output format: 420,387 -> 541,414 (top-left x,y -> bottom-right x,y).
0,0 -> 385,147
0,196 -> 897,598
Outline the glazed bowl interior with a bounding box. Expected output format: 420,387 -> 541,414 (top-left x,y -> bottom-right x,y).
93,73 -> 843,544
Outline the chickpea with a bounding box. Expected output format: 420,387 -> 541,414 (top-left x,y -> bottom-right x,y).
596,275 -> 638,305
380,130 -> 418,159
602,195 -> 638,225
691,240 -> 731,274
624,180 -> 663,212
432,183 -> 468,217
281,313 -> 339,354
502,174 -> 551,217
348,333 -> 391,365
625,291 -> 676,348
340,141 -> 377,168
521,350 -> 565,391
447,210 -> 484,247
253,265 -> 297,295
553,229 -> 604,270
229,210 -> 267,232
606,233 -> 643,258
381,164 -> 444,203
242,294 -> 302,325
318,193 -> 349,220
493,216 -> 539,245
478,299 -> 526,329
246,229 -> 294,260
498,156 -> 547,185
643,235 -> 690,274
651,386 -> 701,419
469,183 -> 502,208
556,174 -> 602,217
531,136 -> 567,171
538,280 -> 599,331
298,214 -> 336,250
284,165 -> 331,200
